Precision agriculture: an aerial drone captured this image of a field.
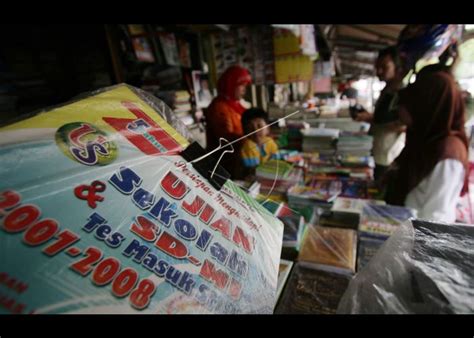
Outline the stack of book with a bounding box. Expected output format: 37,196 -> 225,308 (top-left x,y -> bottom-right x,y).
336,132 -> 373,157
339,155 -> 375,168
340,179 -> 370,199
284,121 -> 309,151
318,197 -> 386,230
280,209 -> 306,248
233,180 -> 261,198
298,225 -> 358,275
338,155 -> 375,180
359,204 -> 417,240
255,197 -> 307,261
278,204 -> 307,260
301,128 -> 339,155
318,104 -> 339,118
274,149 -> 305,166
303,152 -> 337,167
173,90 -> 194,126
307,166 -> 372,180
256,160 -> 304,201
305,154 -> 374,180
313,117 -> 369,133
305,177 -> 369,200
275,263 -> 352,314
357,204 -> 417,271
287,182 -> 342,210
255,195 -> 284,215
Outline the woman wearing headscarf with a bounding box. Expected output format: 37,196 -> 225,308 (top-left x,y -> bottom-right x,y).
384,66 -> 469,222
204,65 -> 252,178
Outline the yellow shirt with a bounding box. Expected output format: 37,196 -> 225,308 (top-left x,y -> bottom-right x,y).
241,137 -> 279,168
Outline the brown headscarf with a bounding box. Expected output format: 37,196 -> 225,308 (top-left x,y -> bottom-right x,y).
385,67 -> 469,206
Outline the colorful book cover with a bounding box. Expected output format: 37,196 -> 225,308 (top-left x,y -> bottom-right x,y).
357,236 -> 386,272
331,197 -> 386,215
256,159 -> 294,180
288,185 -> 340,203
340,179 -> 369,199
279,213 -> 305,247
298,225 -> 357,274
359,204 -> 417,239
0,84 -> 283,314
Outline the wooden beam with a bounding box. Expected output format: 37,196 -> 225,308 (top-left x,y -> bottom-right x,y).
104,24 -> 124,84
331,37 -> 390,51
347,25 -> 398,42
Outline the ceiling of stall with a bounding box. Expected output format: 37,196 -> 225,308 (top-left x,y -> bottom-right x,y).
318,24 -> 406,77
178,24 -> 407,78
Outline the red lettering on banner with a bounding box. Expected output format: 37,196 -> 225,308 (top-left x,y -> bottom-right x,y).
232,226 -> 254,254
160,171 -> 190,200
0,273 -> 29,294
0,190 -> 21,213
228,278 -> 243,300
102,101 -> 183,156
210,217 -> 231,240
130,216 -> 159,242
155,231 -> 188,259
199,259 -> 229,290
182,195 -> 205,216
199,204 -> 215,224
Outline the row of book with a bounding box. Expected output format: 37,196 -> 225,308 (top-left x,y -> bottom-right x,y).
255,159 -> 304,201
152,90 -> 195,126
287,177 -> 372,211
274,196 -> 417,313
248,142 -> 416,313
301,128 -> 373,157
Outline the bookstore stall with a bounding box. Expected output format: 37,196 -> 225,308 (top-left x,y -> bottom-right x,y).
0,24 -> 473,314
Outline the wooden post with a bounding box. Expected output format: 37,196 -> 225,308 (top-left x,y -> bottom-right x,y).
104,24 -> 124,84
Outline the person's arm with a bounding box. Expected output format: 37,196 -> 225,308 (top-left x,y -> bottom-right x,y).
404,159 -> 465,222
354,111 -> 374,123
386,120 -> 407,133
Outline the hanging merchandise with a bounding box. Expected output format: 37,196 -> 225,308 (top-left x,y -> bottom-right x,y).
299,25 -> 318,59
0,84 -> 284,314
273,27 -> 316,84
273,28 -> 301,56
275,55 -> 314,84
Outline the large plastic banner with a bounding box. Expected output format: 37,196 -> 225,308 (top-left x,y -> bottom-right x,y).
0,85 -> 283,314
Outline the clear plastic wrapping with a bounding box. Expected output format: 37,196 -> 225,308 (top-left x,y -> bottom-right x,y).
338,219 -> 474,314
298,224 -> 358,275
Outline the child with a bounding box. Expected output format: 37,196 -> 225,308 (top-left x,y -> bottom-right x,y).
240,108 -> 279,170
